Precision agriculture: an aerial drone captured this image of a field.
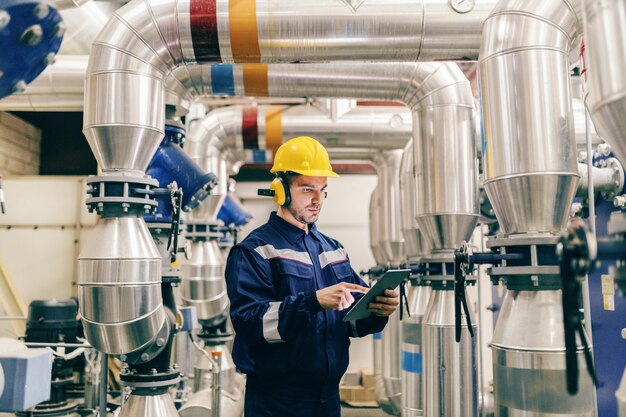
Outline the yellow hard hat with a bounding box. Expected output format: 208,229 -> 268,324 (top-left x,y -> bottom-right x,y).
270,136 -> 339,177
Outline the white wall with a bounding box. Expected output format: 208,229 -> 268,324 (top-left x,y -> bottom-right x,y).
0,176 -> 96,338
235,175 -> 379,372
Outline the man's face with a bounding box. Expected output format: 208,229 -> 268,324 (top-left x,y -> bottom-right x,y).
286,175 -> 328,225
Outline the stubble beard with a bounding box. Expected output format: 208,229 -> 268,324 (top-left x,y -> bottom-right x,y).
287,204 -> 321,225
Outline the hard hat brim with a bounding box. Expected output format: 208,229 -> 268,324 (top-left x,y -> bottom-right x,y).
270,168 -> 339,178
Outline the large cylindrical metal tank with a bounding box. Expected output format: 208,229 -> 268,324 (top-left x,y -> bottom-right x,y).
78,216 -> 165,355
180,239 -> 229,327
401,282 -> 432,417
491,290 -> 596,416
400,140 -> 429,260
423,287 -> 478,417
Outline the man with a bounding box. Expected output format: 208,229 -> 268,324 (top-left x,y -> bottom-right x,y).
225,136 -> 400,417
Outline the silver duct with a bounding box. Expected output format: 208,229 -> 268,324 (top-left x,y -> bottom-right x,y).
401,283 -> 432,417
400,139 -> 429,260
479,0 -> 582,235
423,289 -> 478,416
185,62 -> 478,252
81,0 -> 495,175
118,393 -> 179,417
583,0 -> 626,164
480,1 -> 597,416
78,217 -> 164,355
375,149 -> 406,265
369,186 -> 387,266
399,139 -> 431,417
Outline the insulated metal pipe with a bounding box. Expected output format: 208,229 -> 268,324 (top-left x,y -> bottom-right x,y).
401,283 -> 432,417
81,0 -> 495,174
400,140 -> 429,261
423,287 -> 478,417
479,0 -> 582,235
583,0 -> 626,164
376,149 -> 406,265
369,186 -> 387,266
184,62 -> 479,251
479,2 -> 598,416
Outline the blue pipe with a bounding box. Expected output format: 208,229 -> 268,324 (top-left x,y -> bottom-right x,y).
146,124 -> 217,223
218,193 -> 253,228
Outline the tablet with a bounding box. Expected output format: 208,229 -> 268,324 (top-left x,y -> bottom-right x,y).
342,269 -> 411,322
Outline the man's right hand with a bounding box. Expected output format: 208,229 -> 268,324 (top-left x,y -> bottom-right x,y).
316,283 -> 369,311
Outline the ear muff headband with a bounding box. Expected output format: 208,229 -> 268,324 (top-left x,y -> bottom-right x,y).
269,175 -> 291,206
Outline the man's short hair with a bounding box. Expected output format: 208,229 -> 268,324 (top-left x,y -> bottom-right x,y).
278,171 -> 300,187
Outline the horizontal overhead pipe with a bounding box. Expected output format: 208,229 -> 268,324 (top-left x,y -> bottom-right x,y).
82,0 -> 496,173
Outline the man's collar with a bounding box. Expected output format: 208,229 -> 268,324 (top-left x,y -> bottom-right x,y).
269,212 -> 321,244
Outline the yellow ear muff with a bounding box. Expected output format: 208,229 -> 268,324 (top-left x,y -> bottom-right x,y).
269,176 -> 290,206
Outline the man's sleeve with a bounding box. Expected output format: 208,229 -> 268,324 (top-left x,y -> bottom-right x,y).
342,252 -> 389,338
225,245 -> 324,345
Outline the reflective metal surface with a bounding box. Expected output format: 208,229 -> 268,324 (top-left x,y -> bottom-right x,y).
83,0 -> 182,172
180,240 -> 229,327
382,310 -> 402,416
423,289 -> 478,417
78,217 -> 164,354
179,380 -> 245,417
369,186 -> 387,266
190,63 -> 478,255
413,103 -> 479,250
376,149 -> 406,264
479,0 -> 581,235
58,2 -> 116,55
194,344 -> 237,393
250,0 -> 495,62
401,284 -> 432,417
584,0 -> 626,164
374,330 -> 395,414
118,393 -> 179,417
492,290 -> 596,416
400,140 -> 429,261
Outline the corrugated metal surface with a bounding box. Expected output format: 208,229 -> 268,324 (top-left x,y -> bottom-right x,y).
0,112 -> 40,175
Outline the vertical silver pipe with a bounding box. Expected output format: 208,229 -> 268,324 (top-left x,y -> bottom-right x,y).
399,140 -> 429,261
378,149 -> 406,265
99,353 -> 107,417
479,0 -> 582,235
401,283 -> 432,417
423,289 -> 478,417
583,0 -> 626,164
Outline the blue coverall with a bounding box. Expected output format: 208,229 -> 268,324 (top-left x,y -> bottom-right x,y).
225,212 -> 388,417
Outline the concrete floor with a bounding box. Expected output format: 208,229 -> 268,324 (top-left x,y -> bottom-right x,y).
341,405 -> 389,416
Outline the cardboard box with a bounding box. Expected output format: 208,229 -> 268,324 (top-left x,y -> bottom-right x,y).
340,385 -> 376,403
360,368 -> 375,389
341,371 -> 360,386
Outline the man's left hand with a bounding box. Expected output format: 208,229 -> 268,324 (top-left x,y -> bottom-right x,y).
367,289 -> 400,317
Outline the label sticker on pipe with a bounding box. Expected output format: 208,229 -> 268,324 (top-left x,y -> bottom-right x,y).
601,274 -> 615,311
